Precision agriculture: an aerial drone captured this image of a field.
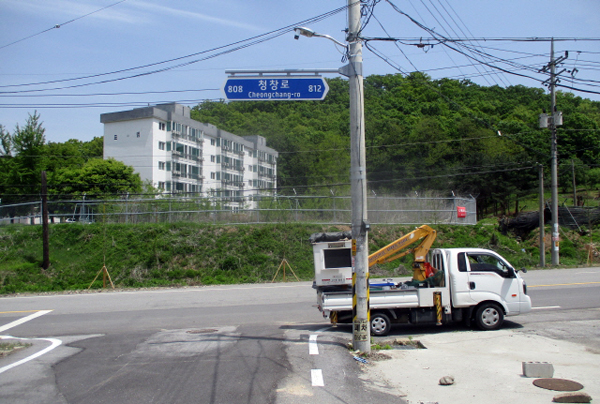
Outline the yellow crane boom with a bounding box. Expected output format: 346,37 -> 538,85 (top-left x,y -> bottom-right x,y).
368,225 -> 437,281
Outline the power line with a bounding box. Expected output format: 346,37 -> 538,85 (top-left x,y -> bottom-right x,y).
436,0 -> 511,86
0,161 -> 538,194
0,98 -> 223,109
0,6 -> 348,94
423,0 -> 498,86
380,2 -> 600,95
0,88 -> 219,98
361,36 -> 600,42
0,0 -> 129,51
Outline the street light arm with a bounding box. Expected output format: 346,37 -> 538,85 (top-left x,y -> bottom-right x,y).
294,27 -> 347,48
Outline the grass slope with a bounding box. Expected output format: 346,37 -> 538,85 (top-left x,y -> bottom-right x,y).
1,222 -> 598,295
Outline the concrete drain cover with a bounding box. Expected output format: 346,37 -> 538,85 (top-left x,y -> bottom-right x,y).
533,378 -> 584,391
186,329 -> 218,334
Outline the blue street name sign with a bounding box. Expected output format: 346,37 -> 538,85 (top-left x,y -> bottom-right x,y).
223,76 -> 329,101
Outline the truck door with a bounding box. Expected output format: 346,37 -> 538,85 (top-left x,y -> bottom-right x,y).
463,252 -> 522,314
450,251 -> 477,306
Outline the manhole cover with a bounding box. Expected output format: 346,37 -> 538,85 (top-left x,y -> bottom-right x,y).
186,329 -> 218,334
533,378 -> 584,391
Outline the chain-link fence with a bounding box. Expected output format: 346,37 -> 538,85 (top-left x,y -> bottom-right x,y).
0,195 -> 476,226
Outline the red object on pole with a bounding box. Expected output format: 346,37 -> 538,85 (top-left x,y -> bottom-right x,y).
457,206 -> 467,218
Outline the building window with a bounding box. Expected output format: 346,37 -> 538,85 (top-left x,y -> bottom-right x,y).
166,161 -> 171,171
210,138 -> 215,146
210,155 -> 215,163
158,141 -> 165,150
114,134 -> 118,141
158,182 -> 165,190
136,132 -> 141,138
210,172 -> 215,179
159,122 -> 166,131
158,161 -> 165,170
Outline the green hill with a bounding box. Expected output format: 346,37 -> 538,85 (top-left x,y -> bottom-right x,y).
1,221 -> 597,295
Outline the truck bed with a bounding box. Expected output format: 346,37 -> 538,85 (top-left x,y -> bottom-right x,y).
318,285 -> 448,312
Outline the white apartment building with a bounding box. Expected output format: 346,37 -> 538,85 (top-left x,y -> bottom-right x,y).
101,103 -> 278,209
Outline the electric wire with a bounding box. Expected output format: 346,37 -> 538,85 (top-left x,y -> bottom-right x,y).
421,0 -> 496,86
0,88 -> 219,98
435,0 -> 511,86
0,0 -> 128,51
0,161 -> 539,196
382,0 -> 600,96
0,5 -> 349,94
406,0 -> 470,81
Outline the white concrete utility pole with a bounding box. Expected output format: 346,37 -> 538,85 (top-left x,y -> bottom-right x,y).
347,0 -> 370,353
540,38 -> 566,266
549,39 -> 560,265
291,1 -> 371,353
538,164 -> 545,267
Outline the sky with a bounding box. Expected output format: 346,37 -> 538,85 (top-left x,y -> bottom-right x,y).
1,0 -> 599,144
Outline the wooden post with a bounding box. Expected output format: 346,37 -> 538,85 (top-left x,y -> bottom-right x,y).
41,171 -> 50,270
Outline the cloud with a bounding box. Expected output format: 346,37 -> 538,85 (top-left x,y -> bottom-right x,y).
132,1 -> 263,32
2,0 -> 149,25
3,0 -> 263,31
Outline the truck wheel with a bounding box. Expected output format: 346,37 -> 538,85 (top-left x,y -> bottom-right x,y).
371,313 -> 391,336
475,303 -> 504,331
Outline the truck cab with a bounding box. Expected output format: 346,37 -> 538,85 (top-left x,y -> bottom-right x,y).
431,248 -> 531,322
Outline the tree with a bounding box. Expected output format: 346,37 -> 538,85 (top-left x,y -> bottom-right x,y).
1,112 -> 46,203
0,125 -> 12,205
51,158 -> 142,198
190,73 -> 600,215
0,124 -> 10,157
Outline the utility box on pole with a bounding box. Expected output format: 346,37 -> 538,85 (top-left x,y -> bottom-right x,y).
539,112 -> 563,129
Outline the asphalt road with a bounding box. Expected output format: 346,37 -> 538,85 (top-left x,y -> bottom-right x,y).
0,267 -> 599,404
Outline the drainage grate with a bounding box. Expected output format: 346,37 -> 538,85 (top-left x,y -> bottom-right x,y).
533,378 -> 584,392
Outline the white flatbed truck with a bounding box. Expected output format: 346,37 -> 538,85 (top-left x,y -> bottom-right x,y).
311,229 -> 532,336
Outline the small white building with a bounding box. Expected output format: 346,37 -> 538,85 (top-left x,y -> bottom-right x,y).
101,103 -> 278,209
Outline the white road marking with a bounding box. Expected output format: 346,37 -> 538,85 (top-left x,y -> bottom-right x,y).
0,284 -> 310,300
0,310 -> 52,333
311,369 -> 324,386
0,310 -> 61,374
309,334 -> 319,355
0,336 -> 62,374
532,306 -> 561,310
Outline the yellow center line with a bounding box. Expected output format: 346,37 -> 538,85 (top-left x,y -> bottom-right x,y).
529,281 -> 600,288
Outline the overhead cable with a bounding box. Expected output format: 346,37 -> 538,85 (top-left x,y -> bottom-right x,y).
0,6 -> 348,94
0,0 -> 128,51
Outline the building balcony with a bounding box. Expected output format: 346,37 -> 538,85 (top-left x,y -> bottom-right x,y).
258,172 -> 275,179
